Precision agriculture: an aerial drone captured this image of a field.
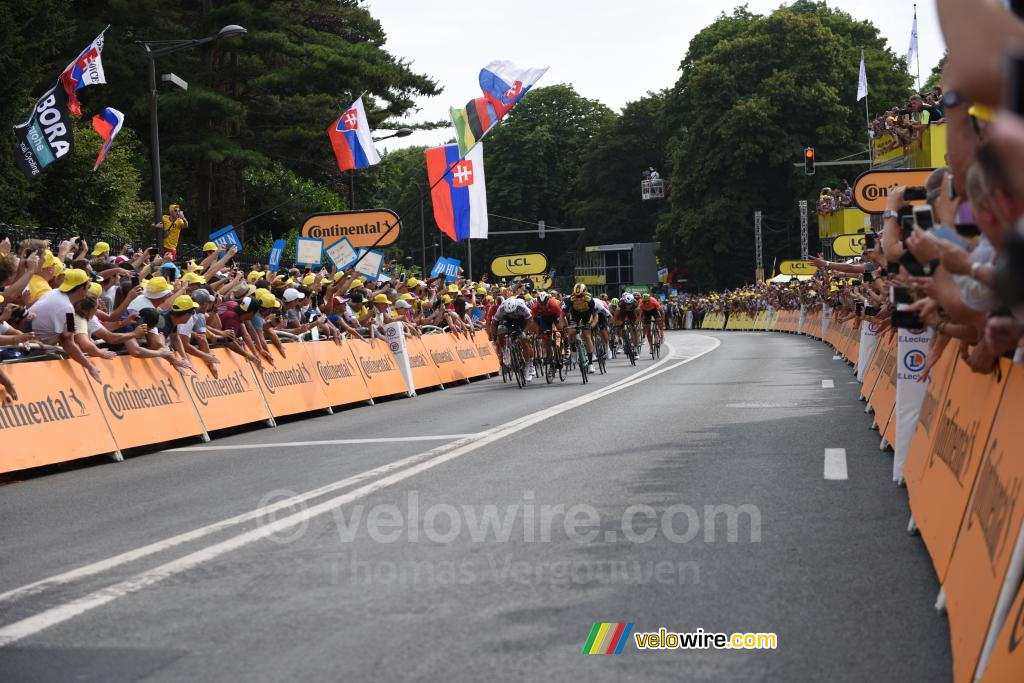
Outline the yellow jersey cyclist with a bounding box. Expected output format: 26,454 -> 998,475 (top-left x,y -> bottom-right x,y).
613,292 -> 641,350
563,283 -> 598,372
639,293 -> 665,350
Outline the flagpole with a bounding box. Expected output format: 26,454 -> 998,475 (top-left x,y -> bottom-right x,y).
467,239 -> 473,280
914,5 -> 921,91
860,49 -> 873,165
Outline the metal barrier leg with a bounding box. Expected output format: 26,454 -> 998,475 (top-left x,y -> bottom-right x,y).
110,450 -> 124,463
907,515 -> 919,535
934,586 -> 947,614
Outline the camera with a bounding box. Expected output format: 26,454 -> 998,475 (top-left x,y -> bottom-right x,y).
904,186 -> 928,201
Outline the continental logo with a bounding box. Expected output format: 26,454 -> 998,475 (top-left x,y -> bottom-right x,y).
967,439 -> 1021,568
927,401 -> 980,483
0,389 -> 87,430
261,364 -> 313,394
457,347 -> 477,361
358,354 -> 396,377
301,209 -> 400,248
408,352 -> 429,369
430,349 -> 456,365
852,169 -> 933,213
475,345 -> 493,358
189,370 -> 253,406
103,380 -> 181,420
317,358 -> 357,385
881,344 -> 897,386
918,383 -> 942,436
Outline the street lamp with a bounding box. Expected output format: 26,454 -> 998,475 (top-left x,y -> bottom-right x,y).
371,128 -> 414,143
136,25 -> 247,251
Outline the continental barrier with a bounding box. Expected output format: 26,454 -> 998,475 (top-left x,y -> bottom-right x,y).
702,308 -> 1024,683
1,330 -> 498,475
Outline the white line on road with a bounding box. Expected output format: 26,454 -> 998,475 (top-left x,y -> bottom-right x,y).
821,379 -> 835,388
824,448 -> 848,480
832,355 -> 842,360
168,435 -> 480,452
0,335 -> 721,646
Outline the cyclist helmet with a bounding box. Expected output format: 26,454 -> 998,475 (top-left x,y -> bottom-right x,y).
611,297 -> 620,307
622,293 -> 635,305
572,283 -> 587,296
502,299 -> 520,315
537,291 -> 550,303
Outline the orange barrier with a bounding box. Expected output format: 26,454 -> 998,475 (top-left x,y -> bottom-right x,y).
944,360 -> 1022,683
0,359 -> 117,470
420,333 -> 468,385
306,341 -> 375,407
352,337 -> 412,399
980,578 -> 1024,682
404,337 -> 445,391
474,337 -> 500,374
253,344 -> 337,418
181,348 -> 273,432
94,355 -> 206,450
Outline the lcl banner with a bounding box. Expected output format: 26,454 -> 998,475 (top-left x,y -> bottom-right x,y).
779,260 -> 817,276
491,253 -> 547,277
852,169 -> 933,214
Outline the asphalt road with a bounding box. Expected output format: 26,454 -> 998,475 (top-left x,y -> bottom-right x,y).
0,331 -> 951,682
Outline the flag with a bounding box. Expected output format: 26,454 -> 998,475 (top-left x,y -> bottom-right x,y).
12,83 -> 75,181
478,60 -> 548,119
327,96 -> 381,172
91,107 -> 124,171
450,97 -> 498,157
857,50 -> 868,102
425,143 -> 488,241
60,29 -> 108,117
906,13 -> 919,71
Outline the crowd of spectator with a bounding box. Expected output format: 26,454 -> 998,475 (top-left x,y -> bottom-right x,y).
817,181 -> 854,216
869,87 -> 946,153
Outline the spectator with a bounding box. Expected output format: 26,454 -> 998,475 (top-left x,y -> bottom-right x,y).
26,268 -> 102,382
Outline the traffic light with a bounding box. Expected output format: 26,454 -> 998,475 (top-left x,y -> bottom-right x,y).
804,147 -> 815,176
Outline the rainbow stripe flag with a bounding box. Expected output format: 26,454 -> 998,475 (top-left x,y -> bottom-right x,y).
582,622 -> 633,654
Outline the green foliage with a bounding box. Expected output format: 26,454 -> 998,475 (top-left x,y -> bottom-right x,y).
923,54 -> 946,93
242,162 -> 347,238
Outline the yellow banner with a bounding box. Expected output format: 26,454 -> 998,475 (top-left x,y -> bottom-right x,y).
491,253 -> 548,277
832,233 -> 866,257
779,260 -> 818,276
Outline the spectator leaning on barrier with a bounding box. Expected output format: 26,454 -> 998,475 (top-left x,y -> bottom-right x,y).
26,268 -> 102,382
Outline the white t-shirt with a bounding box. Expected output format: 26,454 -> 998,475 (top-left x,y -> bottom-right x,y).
28,290 -> 74,342
128,296 -> 157,312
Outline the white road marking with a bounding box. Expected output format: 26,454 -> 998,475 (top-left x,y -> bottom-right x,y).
832,355 -> 842,360
0,335 -> 721,646
824,448 -> 848,480
168,435 -> 480,452
725,402 -> 799,408
821,379 -> 835,389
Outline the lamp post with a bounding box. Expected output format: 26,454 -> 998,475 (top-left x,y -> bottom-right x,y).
136,24 -> 247,250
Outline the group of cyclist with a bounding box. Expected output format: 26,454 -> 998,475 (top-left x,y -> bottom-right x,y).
486,283 -> 665,383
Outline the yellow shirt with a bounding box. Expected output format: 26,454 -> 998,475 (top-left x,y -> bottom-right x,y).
163,215 -> 186,250
27,275 -> 52,304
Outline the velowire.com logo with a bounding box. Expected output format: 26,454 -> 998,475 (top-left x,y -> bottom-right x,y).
581,622 -> 634,654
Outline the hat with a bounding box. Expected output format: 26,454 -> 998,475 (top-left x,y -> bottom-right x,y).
475,286 -> 487,295
394,299 -> 412,309
144,276 -> 174,299
349,292 -> 364,304
399,293 -> 414,301
346,279 -> 364,292
202,241 -> 218,253
88,282 -> 103,298
238,296 -> 257,313
160,262 -> 180,277
42,250 -> 58,269
91,241 -> 110,256
247,270 -> 264,283
406,277 -> 422,289
283,287 -> 305,303
441,294 -> 452,304
183,272 -> 206,285
191,288 -> 214,305
447,284 -> 459,294
372,293 -> 391,305
52,260 -> 65,276
59,268 -> 90,293
255,289 -> 280,308
171,294 -> 199,313
231,282 -> 256,299
302,274 -> 317,286
168,203 -> 181,211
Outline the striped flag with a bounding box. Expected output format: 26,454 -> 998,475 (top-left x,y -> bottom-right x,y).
581,622 -> 634,654
91,107 -> 124,171
450,97 -> 497,157
425,143 -> 488,241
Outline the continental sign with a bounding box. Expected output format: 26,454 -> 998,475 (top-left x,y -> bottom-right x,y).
301,209 -> 401,249
779,260 -> 818,276
852,169 -> 933,214
491,253 -> 547,277
832,233 -> 866,257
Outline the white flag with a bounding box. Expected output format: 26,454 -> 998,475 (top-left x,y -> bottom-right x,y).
906,14 -> 919,70
857,51 -> 868,102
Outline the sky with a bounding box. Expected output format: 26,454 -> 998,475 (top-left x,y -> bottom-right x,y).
364,0 -> 946,153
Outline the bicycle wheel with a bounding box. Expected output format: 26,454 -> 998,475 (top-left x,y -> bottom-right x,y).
510,337 -> 526,388
554,336 -> 567,382
499,339 -> 510,383
577,339 -> 589,384
595,334 -> 607,375
624,327 -> 637,367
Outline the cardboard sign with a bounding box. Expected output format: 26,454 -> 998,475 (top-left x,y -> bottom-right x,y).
490,253 -> 548,277
353,249 -> 385,281
252,344 -> 332,418
301,209 -> 401,249
0,359 -> 116,473
431,256 -> 461,282
268,239 -> 286,271
179,348 -> 271,433
296,237 -> 323,266
852,168 -> 934,214
93,355 -> 205,450
944,361 -> 1024,683
325,237 -> 358,271
209,225 -> 242,254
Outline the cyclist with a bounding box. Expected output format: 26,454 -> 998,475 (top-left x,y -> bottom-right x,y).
531,290 -> 564,368
614,292 -> 641,352
563,283 -> 597,372
640,293 -> 665,350
490,297 -> 536,381
592,294 -> 613,360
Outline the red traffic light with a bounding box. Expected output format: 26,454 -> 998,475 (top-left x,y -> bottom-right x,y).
804,147 -> 815,175
805,148 -> 815,159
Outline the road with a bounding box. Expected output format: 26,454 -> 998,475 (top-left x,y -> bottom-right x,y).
0,331 -> 951,682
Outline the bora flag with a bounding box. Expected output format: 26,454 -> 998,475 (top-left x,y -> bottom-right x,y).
425,143 -> 488,241
60,29 -> 108,117
450,97 -> 497,157
327,96 -> 381,172
479,60 -> 548,119
91,107 -> 124,171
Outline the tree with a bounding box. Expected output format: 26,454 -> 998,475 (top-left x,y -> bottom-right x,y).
923,54 -> 947,93
657,1 -> 912,289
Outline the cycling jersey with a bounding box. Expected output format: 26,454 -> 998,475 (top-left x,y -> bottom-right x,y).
639,298 -> 661,312
494,298 -> 532,322
593,299 -> 611,318
531,298 -> 562,320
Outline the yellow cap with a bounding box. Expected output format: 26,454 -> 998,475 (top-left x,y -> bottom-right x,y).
88,282 -> 103,298
183,272 -> 206,285
52,260 -> 65,276
441,295 -> 452,304
303,274 -> 317,286
447,284 -> 459,294
406,277 -> 422,289
247,270 -> 264,283
399,293 -> 414,301
968,104 -> 995,122
91,241 -> 110,256
144,276 -> 173,296
202,241 -> 218,252
43,250 -> 58,269
373,293 -> 391,304
171,294 -> 199,312
58,268 -> 90,292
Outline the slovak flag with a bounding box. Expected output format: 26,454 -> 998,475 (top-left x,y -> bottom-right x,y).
60,29 -> 108,117
425,143 -> 488,241
327,96 -> 381,172
91,107 -> 124,171
479,60 -> 548,119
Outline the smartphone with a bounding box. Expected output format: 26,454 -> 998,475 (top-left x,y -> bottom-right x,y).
904,186 -> 928,201
863,233 -> 877,250
892,309 -> 924,329
901,216 -> 915,242
65,312 -> 75,333
956,223 -> 982,238
865,305 -> 880,317
855,302 -> 864,316
1006,52 -> 1024,116
913,205 -> 934,230
899,250 -> 925,276
929,224 -> 971,249
890,285 -> 914,305
864,271 -> 874,283
131,275 -> 140,287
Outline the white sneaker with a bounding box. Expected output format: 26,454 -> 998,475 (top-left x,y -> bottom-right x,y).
526,367 -> 536,381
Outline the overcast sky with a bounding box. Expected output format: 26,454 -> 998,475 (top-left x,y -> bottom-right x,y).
365,0 -> 945,153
